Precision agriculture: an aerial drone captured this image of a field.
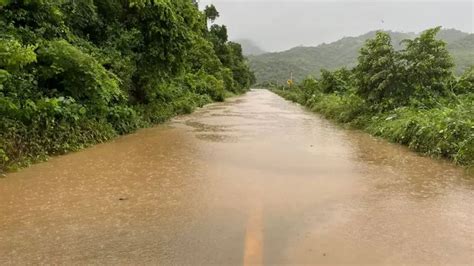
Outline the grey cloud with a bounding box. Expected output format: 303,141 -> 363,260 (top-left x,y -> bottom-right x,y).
198,0 -> 473,51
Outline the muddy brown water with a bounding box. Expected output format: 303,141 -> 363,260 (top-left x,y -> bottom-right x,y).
1,89 -> 473,265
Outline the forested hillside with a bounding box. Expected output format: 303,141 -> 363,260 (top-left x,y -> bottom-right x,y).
0,0 -> 254,173
448,34 -> 474,75
251,29 -> 473,84
273,27 -> 473,166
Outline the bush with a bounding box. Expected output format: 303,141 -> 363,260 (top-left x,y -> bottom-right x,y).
37,40 -> 124,109
182,71 -> 226,102
366,101 -> 473,164
107,105 -> 143,135
309,92 -> 367,124
452,67 -> 474,95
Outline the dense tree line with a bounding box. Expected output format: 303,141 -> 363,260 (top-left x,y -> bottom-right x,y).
273,28 -> 473,166
0,0 -> 255,172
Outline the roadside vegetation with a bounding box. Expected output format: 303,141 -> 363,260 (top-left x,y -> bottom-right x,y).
272,27 -> 473,167
0,0 -> 255,173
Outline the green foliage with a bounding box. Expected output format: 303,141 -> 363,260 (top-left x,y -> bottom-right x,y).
318,94 -> 366,123
354,28 -> 458,111
186,35 -> 223,75
182,71 -> 226,101
204,4 -> 219,22
320,68 -> 352,94
0,38 -> 37,71
272,27 -> 473,167
227,42 -> 254,92
0,0 -> 254,173
107,105 -> 143,134
37,40 -> 124,108
354,32 -> 403,109
366,99 -> 473,165
299,76 -> 319,100
401,27 -> 455,99
452,67 -> 474,95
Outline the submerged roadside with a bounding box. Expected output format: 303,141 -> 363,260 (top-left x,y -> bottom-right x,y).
272,88 -> 473,169
2,89 -> 473,264
268,28 -> 473,169
0,2 -> 255,174
0,91 -> 243,175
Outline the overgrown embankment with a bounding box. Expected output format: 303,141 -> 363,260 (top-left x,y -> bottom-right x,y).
0,1 -> 255,173
272,28 -> 473,167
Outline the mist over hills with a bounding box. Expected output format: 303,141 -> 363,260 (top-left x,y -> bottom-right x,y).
234,39 -> 267,56
248,29 -> 473,84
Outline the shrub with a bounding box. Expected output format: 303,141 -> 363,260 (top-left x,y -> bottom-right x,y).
37,40 -> 124,109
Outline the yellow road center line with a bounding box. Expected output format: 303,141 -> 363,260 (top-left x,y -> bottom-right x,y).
243,201 -> 263,266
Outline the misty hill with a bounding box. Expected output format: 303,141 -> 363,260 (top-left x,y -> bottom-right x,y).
234,39 -> 267,56
436,28 -> 469,43
447,33 -> 474,75
249,29 -> 473,84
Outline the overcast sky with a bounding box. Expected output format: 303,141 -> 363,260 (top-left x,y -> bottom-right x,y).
198,0 -> 473,52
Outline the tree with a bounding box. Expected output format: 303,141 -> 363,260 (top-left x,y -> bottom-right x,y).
354,31 -> 404,110
227,42 -> 253,92
319,68 -> 352,94
452,67 -> 474,95
204,4 -> 219,22
400,27 -> 454,98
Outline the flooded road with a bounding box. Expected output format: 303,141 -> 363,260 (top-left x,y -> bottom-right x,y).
1,89 -> 473,265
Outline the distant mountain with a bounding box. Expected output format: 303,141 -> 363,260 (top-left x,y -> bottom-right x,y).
436,28 -> 469,43
249,29 -> 473,84
234,39 -> 267,56
447,34 -> 474,74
